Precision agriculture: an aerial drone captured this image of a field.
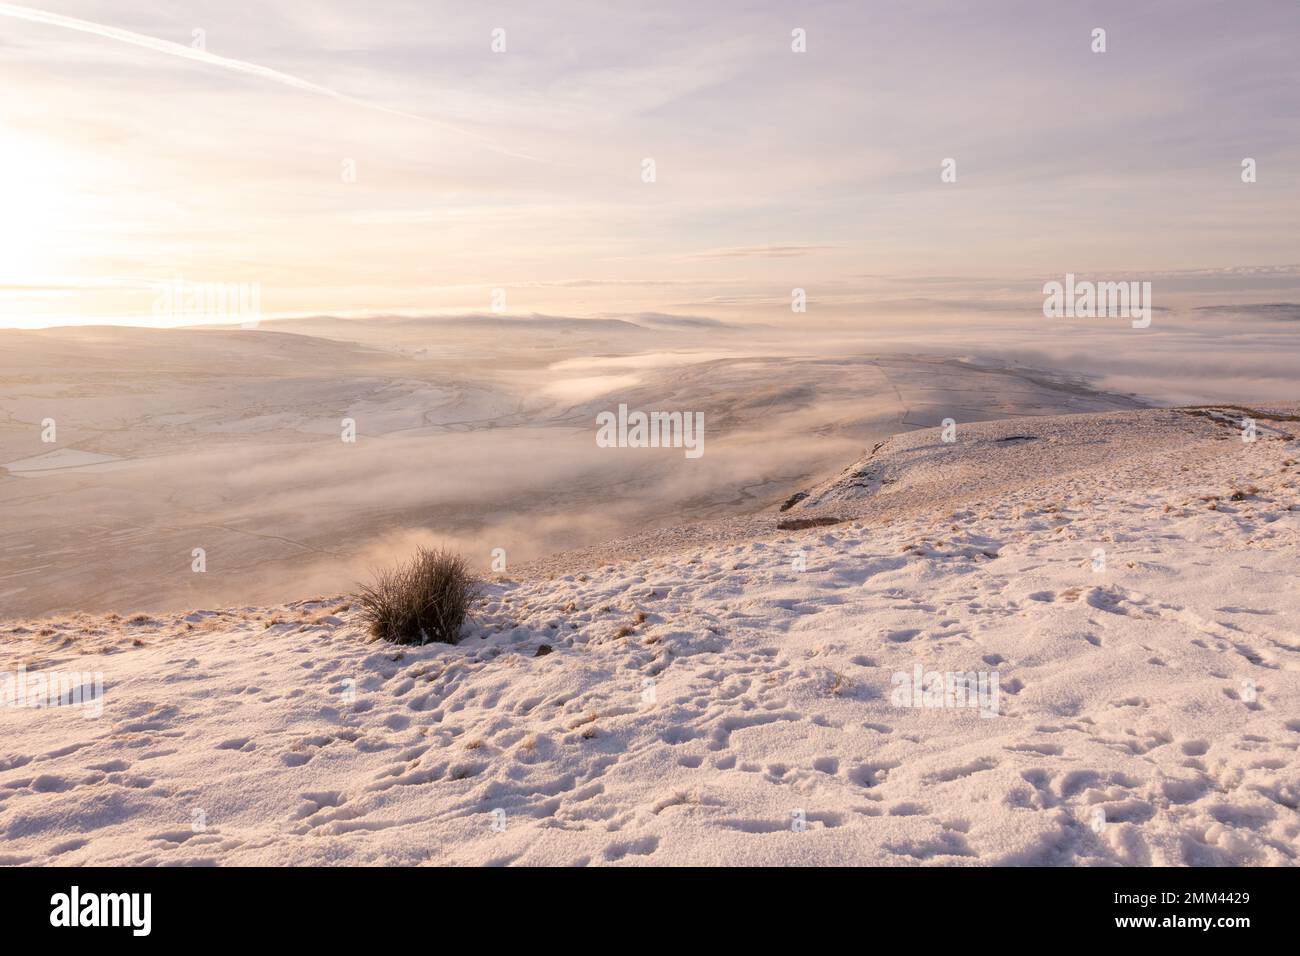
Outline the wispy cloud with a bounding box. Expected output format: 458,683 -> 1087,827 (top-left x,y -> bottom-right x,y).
516,278 -> 702,288
3,1 -> 1299,327
0,1 -> 536,160
685,245 -> 835,260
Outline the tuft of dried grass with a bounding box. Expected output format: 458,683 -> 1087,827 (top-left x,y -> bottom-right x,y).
827,668 -> 853,697
356,547 -> 482,645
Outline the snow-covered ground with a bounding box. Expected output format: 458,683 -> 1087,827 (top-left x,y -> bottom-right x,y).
2,404 -> 1298,865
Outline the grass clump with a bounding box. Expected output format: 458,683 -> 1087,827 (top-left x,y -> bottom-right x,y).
357,547 -> 482,645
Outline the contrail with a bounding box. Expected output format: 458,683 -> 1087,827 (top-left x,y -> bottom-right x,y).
0,1 -> 537,161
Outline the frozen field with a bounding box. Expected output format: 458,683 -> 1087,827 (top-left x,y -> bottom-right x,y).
2,403 -> 1296,865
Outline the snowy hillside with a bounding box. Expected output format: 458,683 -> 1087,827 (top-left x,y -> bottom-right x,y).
1,404 -> 1297,865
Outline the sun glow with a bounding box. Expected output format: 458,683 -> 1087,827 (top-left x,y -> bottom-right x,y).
0,127 -> 73,275
0,125 -> 92,326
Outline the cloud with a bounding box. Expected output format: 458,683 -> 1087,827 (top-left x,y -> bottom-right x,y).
684,245 -> 835,260
5,2 -> 1300,326
1193,303 -> 1300,320
514,278 -> 701,288
0,1 -> 535,161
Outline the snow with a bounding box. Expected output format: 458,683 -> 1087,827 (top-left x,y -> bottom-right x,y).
1,404 -> 1297,865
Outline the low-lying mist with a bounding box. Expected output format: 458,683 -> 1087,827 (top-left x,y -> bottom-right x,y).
1,308 -> 1293,616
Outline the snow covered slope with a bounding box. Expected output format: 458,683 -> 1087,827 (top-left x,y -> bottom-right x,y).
1,405 -> 1297,865
786,405 -> 1296,514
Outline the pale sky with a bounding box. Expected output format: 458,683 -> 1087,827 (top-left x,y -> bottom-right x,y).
2,0 -> 1299,327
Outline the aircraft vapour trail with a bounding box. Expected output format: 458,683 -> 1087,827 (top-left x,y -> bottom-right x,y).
0,1 -> 538,161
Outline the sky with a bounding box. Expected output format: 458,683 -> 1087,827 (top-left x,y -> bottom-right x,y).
2,0 -> 1299,328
